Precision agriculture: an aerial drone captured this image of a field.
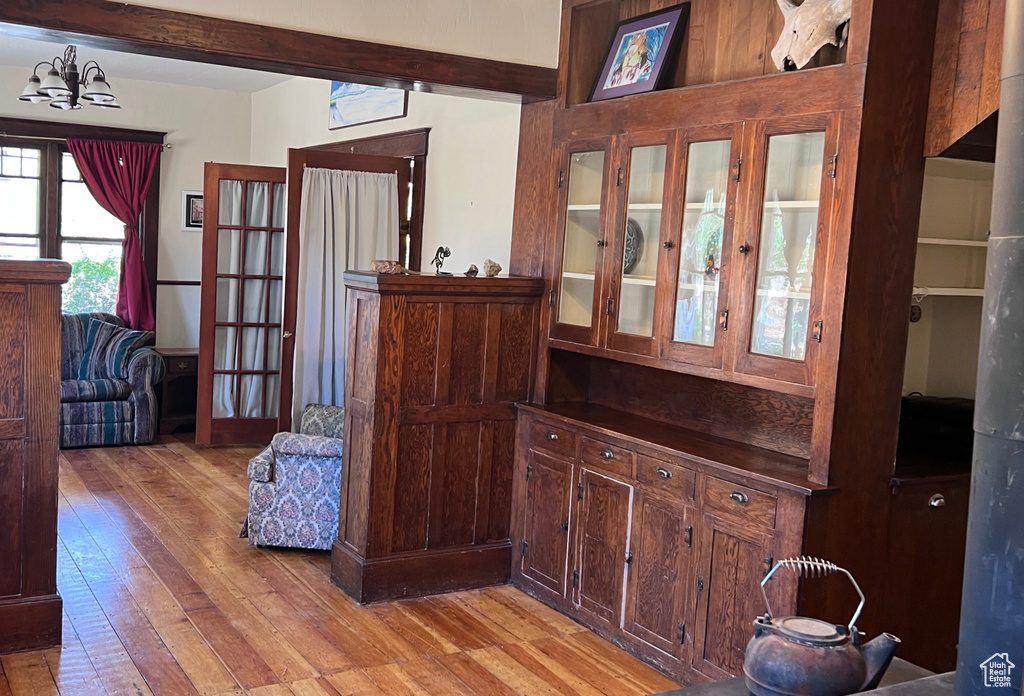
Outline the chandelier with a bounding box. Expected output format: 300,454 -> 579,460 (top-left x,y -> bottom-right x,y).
18,45 -> 120,110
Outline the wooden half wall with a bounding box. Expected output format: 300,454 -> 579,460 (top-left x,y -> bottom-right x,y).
926,0 -> 1004,157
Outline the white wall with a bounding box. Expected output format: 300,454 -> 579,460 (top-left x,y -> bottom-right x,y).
0,64 -> 252,347
120,0 -> 561,67
250,78 -> 522,275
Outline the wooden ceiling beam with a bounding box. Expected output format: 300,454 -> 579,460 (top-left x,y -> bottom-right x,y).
0,0 -> 557,102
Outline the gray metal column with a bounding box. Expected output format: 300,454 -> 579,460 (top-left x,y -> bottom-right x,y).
955,1 -> 1024,692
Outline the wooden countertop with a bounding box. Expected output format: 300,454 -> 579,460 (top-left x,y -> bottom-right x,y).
0,258 -> 71,284
522,402 -> 834,496
343,270 -> 544,296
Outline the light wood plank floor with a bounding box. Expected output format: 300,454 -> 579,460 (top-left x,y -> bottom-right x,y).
0,436 -> 681,696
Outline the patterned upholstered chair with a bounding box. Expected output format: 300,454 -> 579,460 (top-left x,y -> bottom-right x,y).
242,404 -> 345,550
60,312 -> 165,448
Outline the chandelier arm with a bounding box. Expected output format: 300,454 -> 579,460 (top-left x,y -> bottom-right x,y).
32,61 -> 54,76
80,62 -> 104,83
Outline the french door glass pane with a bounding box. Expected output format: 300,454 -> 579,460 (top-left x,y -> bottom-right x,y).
674,140 -> 731,346
617,144 -> 666,337
216,279 -> 239,322
61,242 -> 120,313
272,184 -> 286,228
239,375 -> 264,418
246,182 -> 270,226
212,374 -> 236,418
750,132 -> 826,361
219,181 -> 243,224
217,229 -> 241,274
558,150 -> 605,327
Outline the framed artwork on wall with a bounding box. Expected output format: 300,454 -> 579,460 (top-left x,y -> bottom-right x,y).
590,3 -> 690,102
329,82 -> 408,130
182,191 -> 203,230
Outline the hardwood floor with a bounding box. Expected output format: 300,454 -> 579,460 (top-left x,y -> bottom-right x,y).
0,436 -> 681,696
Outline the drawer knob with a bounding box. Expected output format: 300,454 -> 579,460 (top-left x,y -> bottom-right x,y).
656,467 -> 672,480
599,447 -> 614,460
546,431 -> 558,441
929,494 -> 946,508
729,491 -> 749,505
177,361 -> 189,370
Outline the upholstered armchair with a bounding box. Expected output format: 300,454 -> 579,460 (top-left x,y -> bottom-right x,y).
242,404 -> 345,550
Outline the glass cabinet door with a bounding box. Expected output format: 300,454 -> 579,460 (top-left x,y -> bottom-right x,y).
614,143 -> 667,340
672,140 -> 732,349
749,131 -> 825,361
555,149 -> 607,341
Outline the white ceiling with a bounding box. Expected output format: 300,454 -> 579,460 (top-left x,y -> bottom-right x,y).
0,33 -> 294,93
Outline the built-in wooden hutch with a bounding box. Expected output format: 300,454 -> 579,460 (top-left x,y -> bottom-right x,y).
508,0 -> 962,683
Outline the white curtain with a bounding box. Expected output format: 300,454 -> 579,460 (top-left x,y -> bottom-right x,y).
292,167 -> 398,427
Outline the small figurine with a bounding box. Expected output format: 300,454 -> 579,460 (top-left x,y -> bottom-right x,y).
431,246 -> 452,276
483,259 -> 502,277
371,260 -> 405,274
464,264 -> 479,277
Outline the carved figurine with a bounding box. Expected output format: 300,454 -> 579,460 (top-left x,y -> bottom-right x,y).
371,260 -> 405,274
483,259 -> 502,277
464,264 -> 479,277
431,246 -> 452,276
772,0 -> 852,71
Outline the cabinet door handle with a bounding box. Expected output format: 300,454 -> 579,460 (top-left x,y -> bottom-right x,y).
561,520 -> 569,531
606,297 -> 615,315
597,239 -> 607,247
929,494 -> 946,507
546,430 -> 558,441
684,525 -> 692,547
283,330 -> 294,339
656,466 -> 672,480
663,240 -> 674,250
729,491 -> 749,505
718,310 -> 729,331
176,361 -> 190,370
599,448 -> 614,460
697,578 -> 705,593
738,243 -> 751,256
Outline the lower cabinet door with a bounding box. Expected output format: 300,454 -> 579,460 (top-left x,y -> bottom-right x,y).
624,490 -> 695,659
575,467 -> 633,626
522,450 -> 574,595
692,513 -> 774,679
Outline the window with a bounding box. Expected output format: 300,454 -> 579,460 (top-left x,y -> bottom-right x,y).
0,137 -> 155,314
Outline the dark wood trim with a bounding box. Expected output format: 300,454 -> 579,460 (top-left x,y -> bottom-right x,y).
0,116 -> 165,143
0,595 -> 63,653
409,154 -> 426,271
156,279 -> 201,286
0,0 -> 556,102
310,128 -> 429,158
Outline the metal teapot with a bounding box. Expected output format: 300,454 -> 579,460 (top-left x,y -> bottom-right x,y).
743,557 -> 901,696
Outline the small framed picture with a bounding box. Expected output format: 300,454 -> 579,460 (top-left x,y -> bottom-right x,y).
590,4 -> 690,103
182,191 -> 203,230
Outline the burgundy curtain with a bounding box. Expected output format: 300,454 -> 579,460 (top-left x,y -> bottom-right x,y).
66,139 -> 162,331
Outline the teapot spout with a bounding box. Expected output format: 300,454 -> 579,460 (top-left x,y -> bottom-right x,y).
860,633 -> 901,691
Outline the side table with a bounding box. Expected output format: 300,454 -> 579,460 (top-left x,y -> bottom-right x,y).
156,347 -> 198,435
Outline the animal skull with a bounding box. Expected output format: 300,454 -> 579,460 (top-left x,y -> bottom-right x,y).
771,0 -> 853,71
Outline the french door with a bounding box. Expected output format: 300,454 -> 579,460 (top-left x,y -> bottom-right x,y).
196,163 -> 287,445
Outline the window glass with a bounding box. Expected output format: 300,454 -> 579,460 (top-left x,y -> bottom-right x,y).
0,147 -> 42,259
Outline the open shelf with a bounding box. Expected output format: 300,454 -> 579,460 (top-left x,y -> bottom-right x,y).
626,203 -> 663,211
567,203 -> 602,211
622,275 -> 656,287
563,271 -> 596,281
917,236 -> 987,248
763,200 -> 820,209
912,286 -> 984,297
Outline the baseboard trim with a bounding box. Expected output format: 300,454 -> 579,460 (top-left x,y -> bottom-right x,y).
0,594 -> 62,653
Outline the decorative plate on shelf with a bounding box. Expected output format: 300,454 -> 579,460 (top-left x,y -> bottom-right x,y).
623,218 -> 643,274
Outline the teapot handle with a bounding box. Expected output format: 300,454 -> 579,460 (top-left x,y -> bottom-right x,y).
761,557 -> 866,631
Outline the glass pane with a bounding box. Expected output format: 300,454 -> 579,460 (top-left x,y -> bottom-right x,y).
217,229 -> 241,274
240,327 -> 266,371
271,183 -> 286,228
269,231 -> 284,276
21,150 -> 39,178
219,180 -> 243,225
216,278 -> 239,322
214,327 -> 237,370
750,132 -> 826,361
265,375 -> 280,418
61,152 -> 81,181
239,375 -> 264,418
616,145 -> 665,337
0,235 -> 40,259
0,178 -> 40,237
244,230 -> 268,275
61,242 -> 120,314
558,150 -> 605,327
268,279 -> 283,324
267,331 -> 281,371
242,279 -> 267,323
61,181 -> 124,239
212,374 -> 236,418
674,140 -> 731,346
246,182 -> 269,226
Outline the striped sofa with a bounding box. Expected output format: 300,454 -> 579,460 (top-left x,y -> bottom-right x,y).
60,312 -> 166,448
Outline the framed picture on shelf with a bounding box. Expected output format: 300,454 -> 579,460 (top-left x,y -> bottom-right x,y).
182,191 -> 203,230
329,81 -> 408,130
590,3 -> 690,103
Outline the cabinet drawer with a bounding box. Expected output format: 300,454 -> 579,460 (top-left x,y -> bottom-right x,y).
636,456 -> 695,501
528,420 -> 577,459
580,437 -> 635,478
163,354 -> 197,375
703,476 -> 777,529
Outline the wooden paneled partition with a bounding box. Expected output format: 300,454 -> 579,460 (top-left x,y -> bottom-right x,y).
0,259 -> 70,653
